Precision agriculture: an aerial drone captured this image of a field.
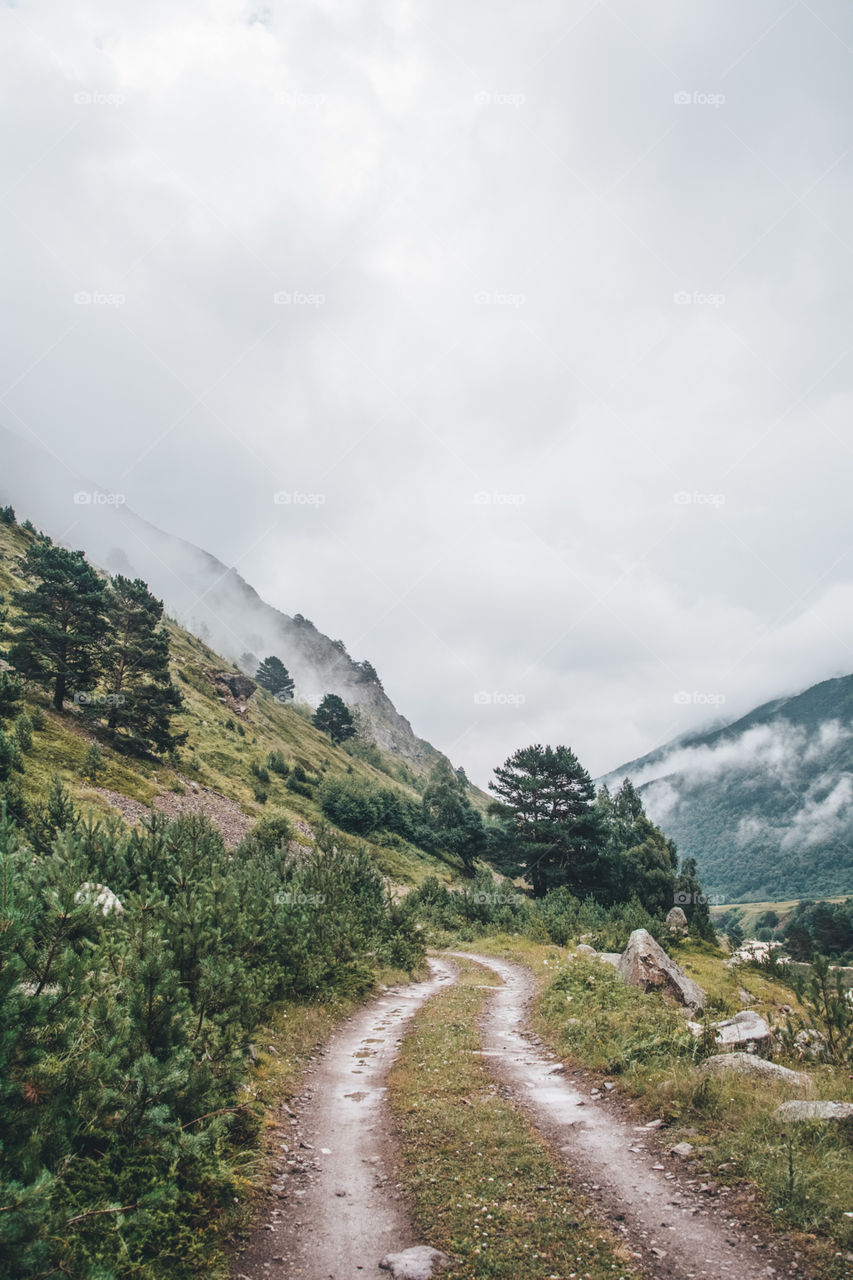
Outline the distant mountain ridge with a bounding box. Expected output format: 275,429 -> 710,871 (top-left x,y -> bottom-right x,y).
0,423 -> 440,769
601,675 -> 853,902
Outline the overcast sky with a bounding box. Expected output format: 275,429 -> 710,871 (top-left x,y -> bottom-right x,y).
2,0 -> 853,786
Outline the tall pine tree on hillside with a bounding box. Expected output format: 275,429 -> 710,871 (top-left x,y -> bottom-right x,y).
255,655 -> 295,701
313,693 -> 355,745
98,576 -> 186,754
7,543 -> 106,710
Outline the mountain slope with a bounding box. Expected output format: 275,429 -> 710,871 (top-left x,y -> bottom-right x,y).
0,514 -> 470,886
0,422 -> 438,768
601,675 -> 853,902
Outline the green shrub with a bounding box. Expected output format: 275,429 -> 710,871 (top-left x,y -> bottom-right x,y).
78,742 -> 104,783
0,672 -> 24,721
0,729 -> 24,781
12,713 -> 32,753
266,749 -> 289,777
249,760 -> 270,784
319,776 -> 383,835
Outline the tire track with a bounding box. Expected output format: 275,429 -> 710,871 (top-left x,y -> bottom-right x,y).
233,958 -> 457,1280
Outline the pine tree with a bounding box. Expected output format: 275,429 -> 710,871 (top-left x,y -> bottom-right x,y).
0,672 -> 23,722
255,655 -> 295,701
99,576 -> 186,754
7,543 -> 106,710
28,775 -> 79,854
0,729 -> 23,783
489,744 -> 604,897
312,693 -> 355,745
354,658 -> 383,689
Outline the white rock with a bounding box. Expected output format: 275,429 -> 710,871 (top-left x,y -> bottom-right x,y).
776,1101 -> 853,1123
726,939 -> 789,968
700,1053 -> 812,1091
793,1028 -> 829,1061
711,1009 -> 771,1048
74,882 -> 124,915
379,1247 -> 452,1279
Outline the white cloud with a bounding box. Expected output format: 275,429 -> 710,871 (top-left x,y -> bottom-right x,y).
780,775 -> 853,850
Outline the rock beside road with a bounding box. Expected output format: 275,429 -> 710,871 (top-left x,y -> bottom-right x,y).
687,1010 -> 771,1050
669,1141 -> 695,1158
379,1246 -> 452,1279
776,1100 -> 853,1123
572,945 -> 621,968
712,1009 -> 771,1048
700,1052 -> 813,1090
618,928 -> 706,1011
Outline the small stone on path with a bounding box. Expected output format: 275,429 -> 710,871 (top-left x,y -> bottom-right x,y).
379,1246 -> 452,1279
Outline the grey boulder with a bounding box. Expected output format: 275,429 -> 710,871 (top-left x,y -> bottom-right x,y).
700,1053 -> 812,1090
380,1247 -> 452,1279
776,1101 -> 853,1123
617,929 -> 706,1011
710,1009 -> 771,1049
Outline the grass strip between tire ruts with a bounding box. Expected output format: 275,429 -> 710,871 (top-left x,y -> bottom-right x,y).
387,957 -> 646,1280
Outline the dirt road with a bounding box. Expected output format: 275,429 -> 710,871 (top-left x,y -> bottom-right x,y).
233,958 -> 456,1280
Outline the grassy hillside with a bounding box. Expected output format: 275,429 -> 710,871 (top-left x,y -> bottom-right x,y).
0,516 -> 472,887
